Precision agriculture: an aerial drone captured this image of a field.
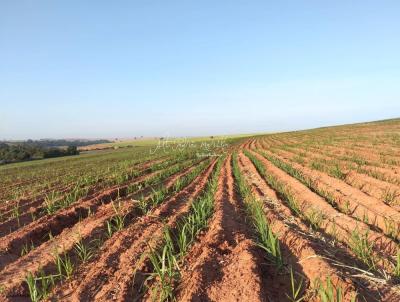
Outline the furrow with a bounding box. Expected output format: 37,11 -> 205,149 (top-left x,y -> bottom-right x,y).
176,155 -> 266,302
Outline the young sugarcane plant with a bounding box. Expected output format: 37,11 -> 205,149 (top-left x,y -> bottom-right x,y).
232,153 -> 283,268
74,239 -> 95,263
105,202 -> 126,238
145,157 -> 223,302
147,229 -> 180,301
54,253 -> 74,280
393,247 -> 400,280
25,269 -> 56,302
348,229 -> 376,271
316,277 -> 358,302
287,267 -> 305,302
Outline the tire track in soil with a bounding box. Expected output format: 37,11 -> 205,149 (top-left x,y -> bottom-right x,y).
0,159 -> 209,301
175,155 -> 267,302
47,159 -> 217,302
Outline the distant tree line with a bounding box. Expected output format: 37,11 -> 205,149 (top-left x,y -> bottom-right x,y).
23,139 -> 110,148
0,139 -> 100,164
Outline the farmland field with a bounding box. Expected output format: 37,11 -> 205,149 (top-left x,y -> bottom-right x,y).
1,119 -> 400,302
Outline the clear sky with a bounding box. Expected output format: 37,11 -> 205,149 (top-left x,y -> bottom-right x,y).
1,1 -> 399,139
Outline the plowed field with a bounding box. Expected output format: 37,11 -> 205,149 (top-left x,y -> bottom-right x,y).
1,119 -> 400,301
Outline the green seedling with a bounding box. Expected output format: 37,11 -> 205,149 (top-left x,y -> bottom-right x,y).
381,187 -> 398,205
74,239 -> 94,263
306,208 -> 325,231
348,229 -> 376,270
54,253 -> 74,279
233,153 -> 283,268
287,268 -> 305,302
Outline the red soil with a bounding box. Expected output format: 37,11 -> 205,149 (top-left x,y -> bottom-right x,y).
176,155 -> 266,302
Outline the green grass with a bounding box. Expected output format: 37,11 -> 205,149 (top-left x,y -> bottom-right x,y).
80,133 -> 251,154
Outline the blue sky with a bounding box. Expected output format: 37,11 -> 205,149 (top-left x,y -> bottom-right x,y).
1,1 -> 399,139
